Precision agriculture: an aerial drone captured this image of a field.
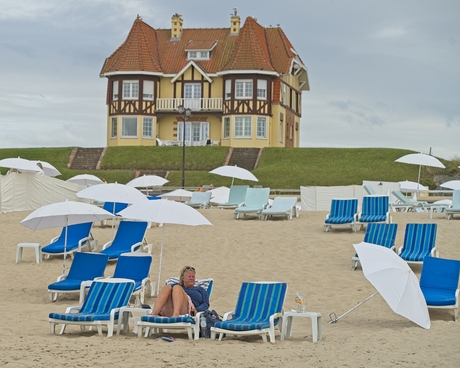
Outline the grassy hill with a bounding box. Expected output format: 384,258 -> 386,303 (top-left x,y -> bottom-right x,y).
0,147 -> 458,189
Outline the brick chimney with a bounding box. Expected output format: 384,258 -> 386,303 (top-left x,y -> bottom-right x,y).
230,8 -> 240,35
171,13 -> 183,40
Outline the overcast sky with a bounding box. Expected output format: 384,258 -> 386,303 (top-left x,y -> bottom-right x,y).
1,0 -> 459,159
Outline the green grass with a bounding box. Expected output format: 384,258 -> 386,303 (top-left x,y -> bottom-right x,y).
1,146 -> 458,189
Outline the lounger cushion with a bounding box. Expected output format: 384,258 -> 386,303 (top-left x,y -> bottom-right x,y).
140,315 -> 194,324
422,287 -> 457,306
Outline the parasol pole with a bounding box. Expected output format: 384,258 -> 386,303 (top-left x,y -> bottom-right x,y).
416,164 -> 422,199
329,291 -> 379,323
63,216 -> 68,275
156,226 -> 165,296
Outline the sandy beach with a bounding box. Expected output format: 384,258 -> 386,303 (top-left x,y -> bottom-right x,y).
1,208 -> 460,367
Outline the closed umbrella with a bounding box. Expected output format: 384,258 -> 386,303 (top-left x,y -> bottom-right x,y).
209,165 -> 258,186
330,242 -> 430,329
20,200 -> 115,273
395,153 -> 445,196
118,199 -> 212,295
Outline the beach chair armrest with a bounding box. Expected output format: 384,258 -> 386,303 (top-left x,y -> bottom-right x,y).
78,236 -> 91,252
50,236 -> 59,244
431,247 -> 438,258
65,305 -> 82,313
222,311 -> 235,321
142,243 -> 153,254
102,241 -> 113,250
130,242 -> 143,252
56,274 -> 67,282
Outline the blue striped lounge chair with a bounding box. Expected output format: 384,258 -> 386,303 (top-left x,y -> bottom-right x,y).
397,223 -> 438,264
210,281 -> 288,343
48,252 -> 109,302
324,198 -> 359,232
357,195 -> 391,230
49,278 -> 135,337
100,220 -> 150,260
351,223 -> 398,270
113,253 -> 153,304
420,257 -> 460,321
136,278 -> 213,340
41,222 -> 95,259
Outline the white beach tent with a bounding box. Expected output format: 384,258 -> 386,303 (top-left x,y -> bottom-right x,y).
0,172 -> 87,213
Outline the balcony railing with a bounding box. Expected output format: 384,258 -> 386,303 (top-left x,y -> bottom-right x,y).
156,98 -> 222,112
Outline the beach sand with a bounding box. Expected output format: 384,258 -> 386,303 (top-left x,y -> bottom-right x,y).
1,209 -> 460,367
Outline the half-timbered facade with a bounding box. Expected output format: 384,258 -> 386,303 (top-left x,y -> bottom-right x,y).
100,11 -> 309,147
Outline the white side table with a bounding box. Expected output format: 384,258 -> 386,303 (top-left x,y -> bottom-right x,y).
281,311 -> 322,342
116,306 -> 151,335
16,243 -> 42,264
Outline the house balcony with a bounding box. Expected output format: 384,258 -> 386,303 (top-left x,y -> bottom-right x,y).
156,98 -> 223,112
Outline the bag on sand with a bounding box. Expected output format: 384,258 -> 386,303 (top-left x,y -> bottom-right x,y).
200,310 -> 222,338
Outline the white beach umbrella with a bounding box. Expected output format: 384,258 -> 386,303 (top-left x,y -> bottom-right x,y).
398,180 -> 428,193
77,182 -> 148,205
32,160 -> 61,177
67,174 -> 104,186
159,188 -> 193,202
0,157 -> 43,173
209,165 -> 258,186
207,186 -> 230,198
395,153 -> 445,195
20,200 -> 115,273
127,175 -> 169,195
440,180 -> 460,190
330,242 -> 430,329
118,199 -> 212,295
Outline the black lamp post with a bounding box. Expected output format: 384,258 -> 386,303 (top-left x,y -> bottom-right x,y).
177,104 -> 192,188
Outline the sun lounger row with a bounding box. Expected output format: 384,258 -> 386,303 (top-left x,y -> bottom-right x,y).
49,252 -> 460,340
351,223 -> 438,270
48,252 -> 153,304
41,220 -> 151,261
324,195 -> 391,232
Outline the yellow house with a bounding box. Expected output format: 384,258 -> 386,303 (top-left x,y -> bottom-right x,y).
100,10 -> 309,148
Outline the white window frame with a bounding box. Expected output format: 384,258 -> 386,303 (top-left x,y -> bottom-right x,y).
223,117 -> 230,138
143,81 -> 154,100
123,80 -> 139,100
112,81 -> 118,101
110,117 -> 117,138
256,117 -> 267,139
279,122 -> 283,143
235,80 -> 253,99
187,51 -> 211,60
282,84 -> 287,105
121,117 -> 138,138
257,80 -> 267,100
234,116 -> 252,138
225,80 -> 231,100
142,117 -> 153,138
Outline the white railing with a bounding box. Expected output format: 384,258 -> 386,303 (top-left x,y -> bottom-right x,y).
156,98 -> 222,111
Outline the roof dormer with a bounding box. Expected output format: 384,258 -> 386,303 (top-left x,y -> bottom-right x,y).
185,40 -> 217,60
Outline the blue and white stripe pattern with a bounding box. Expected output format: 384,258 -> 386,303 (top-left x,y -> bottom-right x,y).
359,196 -> 390,223
214,282 -> 287,331
49,280 -> 134,322
325,199 -> 358,224
399,223 -> 437,262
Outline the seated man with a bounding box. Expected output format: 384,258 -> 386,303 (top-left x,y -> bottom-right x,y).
150,266 -> 209,317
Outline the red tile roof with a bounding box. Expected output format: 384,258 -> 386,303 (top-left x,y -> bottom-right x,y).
100,16 -> 304,77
